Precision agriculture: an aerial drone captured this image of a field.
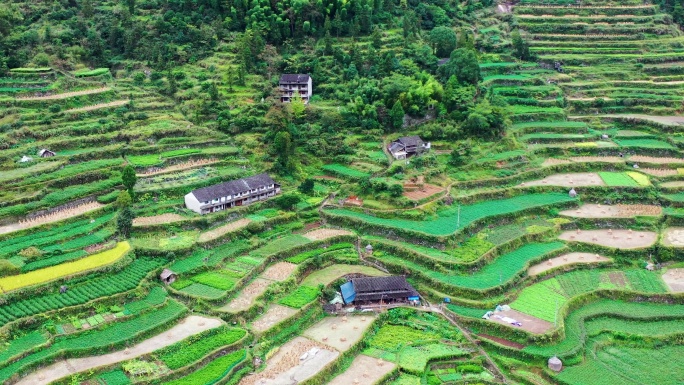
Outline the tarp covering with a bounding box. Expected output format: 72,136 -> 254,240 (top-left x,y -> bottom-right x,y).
341,281 -> 356,304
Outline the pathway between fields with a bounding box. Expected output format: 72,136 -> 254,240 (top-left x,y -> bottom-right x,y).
14,315 -> 222,385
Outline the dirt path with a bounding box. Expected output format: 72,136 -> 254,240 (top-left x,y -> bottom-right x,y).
16,87 -> 111,101
64,100 -> 129,113
14,315 -> 222,385
0,202 -> 104,235
529,253 -> 611,276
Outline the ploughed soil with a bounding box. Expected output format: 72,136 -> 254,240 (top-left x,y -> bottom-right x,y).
559,204 -> 661,218
327,354 -> 396,385
662,227 -> 684,247
528,252 -> 611,276
303,315 -> 375,352
487,309 -> 554,335
477,334 -> 525,350
559,229 -> 657,249
251,304 -> 298,333
520,173 -> 605,187
133,213 -> 185,226
403,184 -> 444,201
303,228 -> 353,241
662,268 -> 684,293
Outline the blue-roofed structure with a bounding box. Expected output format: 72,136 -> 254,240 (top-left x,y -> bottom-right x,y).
341,281 -> 356,304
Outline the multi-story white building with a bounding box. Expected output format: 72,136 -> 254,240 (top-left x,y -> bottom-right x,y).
184,173 -> 281,215
279,74 -> 312,104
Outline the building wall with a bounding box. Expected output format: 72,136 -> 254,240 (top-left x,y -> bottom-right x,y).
184,192 -> 202,214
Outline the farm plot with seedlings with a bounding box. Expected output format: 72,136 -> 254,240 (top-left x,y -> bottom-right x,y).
661,228 -> 684,247
327,354 -> 397,385
559,229 -> 657,249
239,337 -> 338,385
560,204 -> 662,218
529,253 -> 611,276
520,173 -> 605,187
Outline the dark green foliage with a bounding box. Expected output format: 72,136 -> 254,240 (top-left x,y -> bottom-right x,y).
298,178 -> 315,195
121,166 -> 136,199
389,99 -> 405,130
274,193 -> 302,210
438,48 -> 481,85
428,26 -> 457,57
116,206 -> 134,238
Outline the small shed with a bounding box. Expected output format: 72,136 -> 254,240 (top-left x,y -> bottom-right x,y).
38,149 -> 56,157
19,156 -> 33,163
365,244 -> 373,254
160,269 -> 177,285
569,188 -> 577,198
548,356 -> 562,372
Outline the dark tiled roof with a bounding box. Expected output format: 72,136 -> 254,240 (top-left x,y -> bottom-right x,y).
438,58 -> 450,66
351,276 -> 419,301
388,142 -> 404,153
396,136 -> 423,147
190,173 -> 276,202
279,74 -> 310,83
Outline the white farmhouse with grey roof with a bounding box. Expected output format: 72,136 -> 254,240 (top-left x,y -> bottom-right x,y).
184,173 -> 281,215
279,74 -> 312,104
388,135 -> 430,160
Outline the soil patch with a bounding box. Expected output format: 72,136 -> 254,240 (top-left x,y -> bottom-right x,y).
558,229 -> 657,249
477,334 -> 525,350
629,155 -> 684,164
65,100 -> 129,113
327,354 -> 396,385
219,278 -> 270,313
520,173 -> 605,187
403,184 -> 444,201
559,204 -> 661,218
16,87 -> 110,101
660,181 -> 684,188
488,309 -> 554,334
261,262 -> 298,281
662,268 -> 684,293
138,158 -> 219,177
528,252 -> 611,276
569,156 -> 624,164
14,315 -> 222,385
133,213 -> 185,227
303,228 -> 353,241
251,304 -> 299,333
542,158 -> 572,167
303,315 -> 375,352
302,264 -> 387,286
198,218 -> 251,243
239,336 -> 338,385
0,202 -> 104,235
641,168 -> 678,177
608,271 -> 628,287
662,227 -> 684,247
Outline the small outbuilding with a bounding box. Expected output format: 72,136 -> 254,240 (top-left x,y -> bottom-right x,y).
365,244 -> 373,255
548,356 -> 563,372
160,269 -> 177,285
38,149 -> 56,157
569,188 -> 577,198
19,156 -> 33,163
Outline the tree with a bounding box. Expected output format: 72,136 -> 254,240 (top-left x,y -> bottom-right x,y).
389,100 -> 405,130
438,48 -> 481,85
371,27 -> 383,49
428,26 -> 457,57
275,193 -> 301,210
298,178 -> 315,195
115,190 -> 132,209
323,31 -> 333,55
463,100 -> 511,139
389,184 -> 404,197
116,206 -> 134,238
121,165 -> 137,199
289,92 -> 306,119
273,131 -> 294,172
511,30 -> 532,61
449,142 -> 472,166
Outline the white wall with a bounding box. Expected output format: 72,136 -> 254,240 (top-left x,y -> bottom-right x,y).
307,77 -> 313,98
184,192 -> 203,214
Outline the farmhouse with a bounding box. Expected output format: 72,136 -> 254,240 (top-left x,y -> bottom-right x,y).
38,148 -> 56,157
279,74 -> 312,104
388,135 -> 431,160
184,173 -> 281,215
340,276 -> 420,306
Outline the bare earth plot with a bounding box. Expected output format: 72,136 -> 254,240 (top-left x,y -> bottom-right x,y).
641,168 -> 679,177
327,354 -> 396,385
133,213 -> 186,227
0,202 -> 104,235
542,158 -> 572,167
662,269 -> 684,293
251,304 -> 299,333
303,315 -> 375,352
569,156 -> 624,164
16,87 -> 111,100
630,155 -> 684,164
662,228 -> 684,247
198,218 -> 251,243
137,158 -> 219,177
589,114 -> 684,126
302,264 -> 387,286
302,228 -> 353,241
220,262 -> 298,313
239,336 -> 338,385
403,184 -> 444,201
489,309 -> 553,334
528,253 -> 611,276
64,99 -> 129,113
559,230 -> 657,249
520,173 -> 605,187
14,315 -> 222,385
660,181 -> 684,188
559,204 -> 662,218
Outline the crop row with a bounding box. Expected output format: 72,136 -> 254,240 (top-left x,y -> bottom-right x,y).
0,258 -> 164,326
157,326 -> 247,369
